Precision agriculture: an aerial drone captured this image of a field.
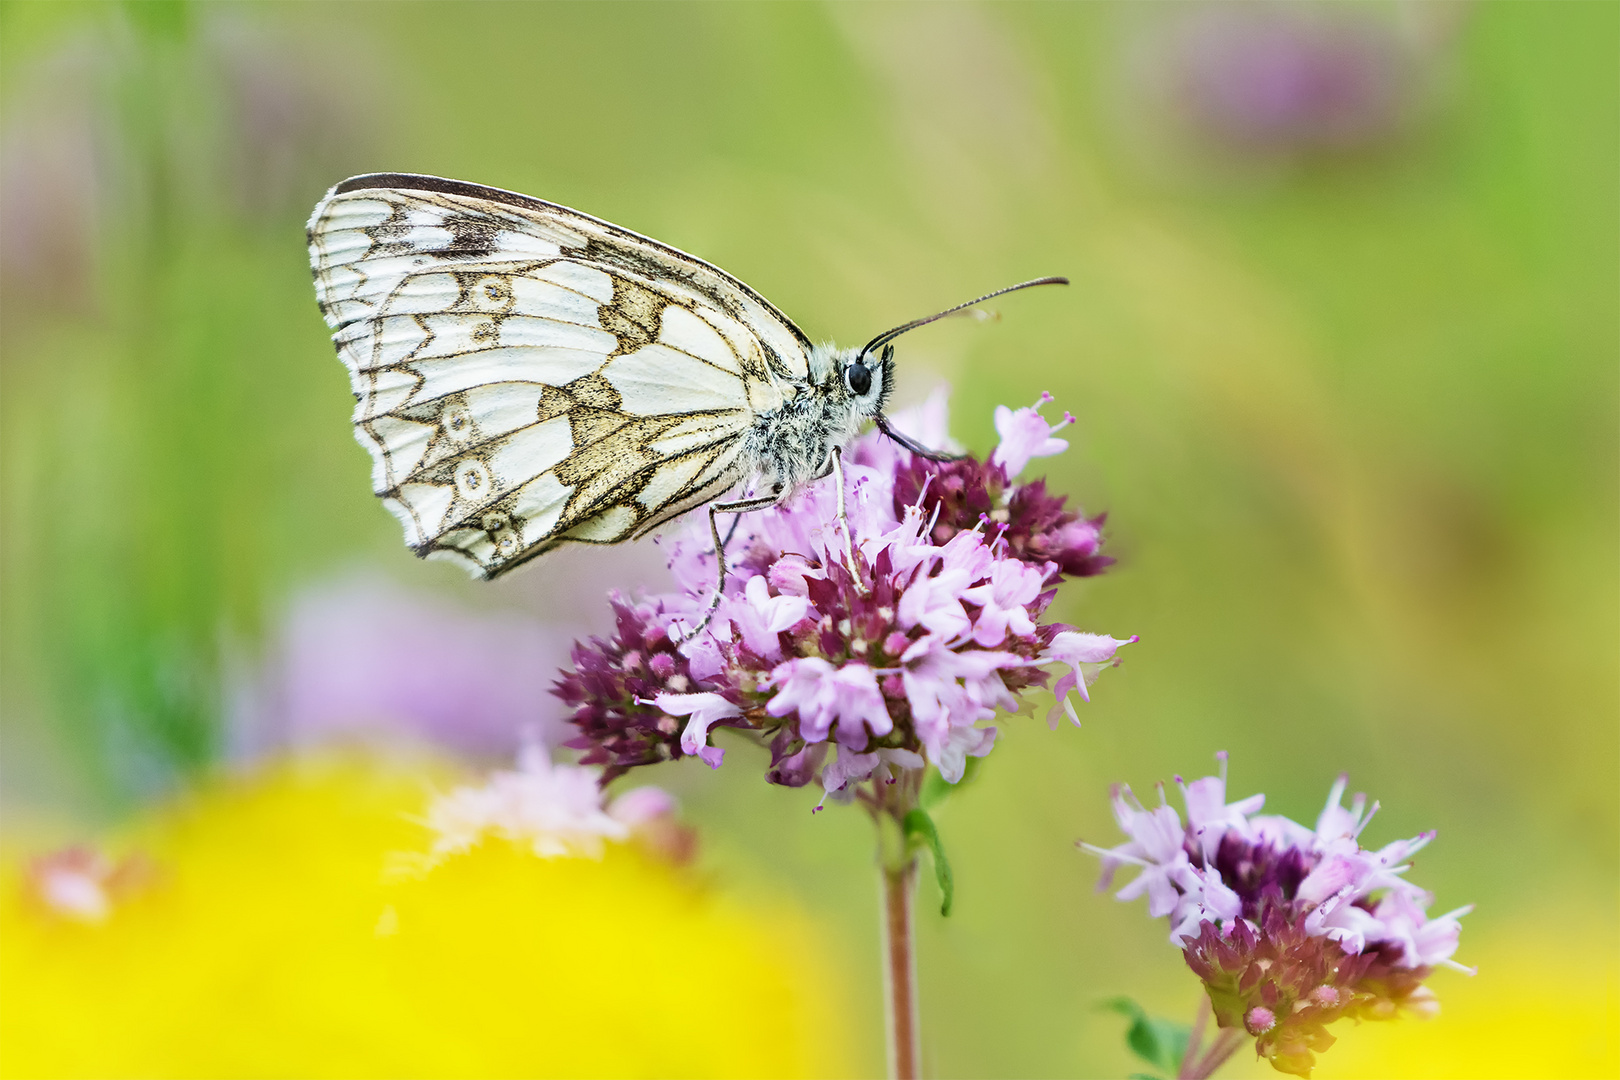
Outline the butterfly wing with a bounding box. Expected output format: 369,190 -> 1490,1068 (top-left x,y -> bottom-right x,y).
308,173 -> 814,577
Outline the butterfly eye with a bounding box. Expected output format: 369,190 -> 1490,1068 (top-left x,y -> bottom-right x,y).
845,361 -> 872,396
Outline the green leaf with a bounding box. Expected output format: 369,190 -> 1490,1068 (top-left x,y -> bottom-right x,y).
902,808 -> 954,915
1099,997 -> 1191,1073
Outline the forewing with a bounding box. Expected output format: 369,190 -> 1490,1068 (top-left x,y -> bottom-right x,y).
308,174 -> 813,577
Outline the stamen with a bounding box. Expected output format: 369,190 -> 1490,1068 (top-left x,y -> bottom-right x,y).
911,472 -> 935,512
1322,773 -> 1350,819
1077,841 -> 1151,867
1352,800 -> 1381,840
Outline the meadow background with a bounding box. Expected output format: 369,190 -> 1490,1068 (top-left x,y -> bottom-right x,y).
1,2 -> 1615,1076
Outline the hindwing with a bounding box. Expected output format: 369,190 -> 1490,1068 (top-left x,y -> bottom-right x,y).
307,173 -> 815,577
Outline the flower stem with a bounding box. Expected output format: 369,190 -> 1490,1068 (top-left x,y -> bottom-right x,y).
1177,997 -> 1247,1080
880,856 -> 920,1080
870,769 -> 925,1079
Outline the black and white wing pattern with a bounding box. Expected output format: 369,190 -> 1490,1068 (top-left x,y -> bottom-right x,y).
307,173 -> 814,577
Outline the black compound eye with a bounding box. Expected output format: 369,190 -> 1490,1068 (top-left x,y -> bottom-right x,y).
845,361 -> 873,396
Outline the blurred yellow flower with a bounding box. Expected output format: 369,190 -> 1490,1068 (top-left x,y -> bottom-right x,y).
0,755 -> 849,1079
1303,919 -> 1619,1080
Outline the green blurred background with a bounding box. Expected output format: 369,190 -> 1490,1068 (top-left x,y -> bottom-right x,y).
2,1 -> 1615,1076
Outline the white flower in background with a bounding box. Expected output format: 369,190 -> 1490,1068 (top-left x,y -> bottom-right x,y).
425,743 -> 675,861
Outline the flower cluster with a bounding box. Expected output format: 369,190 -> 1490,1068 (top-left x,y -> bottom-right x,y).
1085,754 -> 1472,1077
424,743 -> 686,862
556,393 -> 1134,799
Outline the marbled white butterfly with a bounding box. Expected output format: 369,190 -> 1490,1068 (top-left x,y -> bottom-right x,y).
307,173 -> 1063,624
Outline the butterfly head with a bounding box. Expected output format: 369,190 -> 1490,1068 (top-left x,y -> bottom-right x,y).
839,343 -> 895,419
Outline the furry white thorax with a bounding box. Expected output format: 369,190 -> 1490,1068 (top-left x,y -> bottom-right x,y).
742,344 -> 891,499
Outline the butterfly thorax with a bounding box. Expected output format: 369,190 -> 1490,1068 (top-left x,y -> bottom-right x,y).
744,344 -> 891,499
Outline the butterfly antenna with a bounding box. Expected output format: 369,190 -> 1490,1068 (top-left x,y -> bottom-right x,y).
859,276 -> 1068,357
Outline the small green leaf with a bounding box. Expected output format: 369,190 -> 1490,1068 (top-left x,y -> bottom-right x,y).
902,808 -> 953,915
1099,997 -> 1191,1073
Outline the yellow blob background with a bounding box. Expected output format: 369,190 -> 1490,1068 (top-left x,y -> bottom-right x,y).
0,757 -> 849,1079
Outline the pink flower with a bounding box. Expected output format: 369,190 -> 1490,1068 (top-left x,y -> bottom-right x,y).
962,557 -> 1048,645
900,644 -> 1017,754
1043,631 -> 1138,725
1374,888 -> 1473,970
728,574 -> 813,658
560,396 -> 1131,804
766,658 -> 893,749
655,692 -> 741,768
896,565 -> 974,639
861,508 -> 936,579
991,392 -> 1074,475
1083,754 -> 1474,1078
930,724 -> 997,785
1178,753 -> 1266,862
1088,783 -> 1192,918
822,747 -> 925,795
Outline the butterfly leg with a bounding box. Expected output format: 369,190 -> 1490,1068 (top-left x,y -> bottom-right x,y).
829,447 -> 867,592
675,493 -> 781,644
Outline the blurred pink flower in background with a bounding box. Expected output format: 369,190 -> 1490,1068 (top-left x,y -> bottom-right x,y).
1165,6 -> 1416,153
1119,2 -> 1466,174
23,846 -> 154,924
233,574 -> 572,760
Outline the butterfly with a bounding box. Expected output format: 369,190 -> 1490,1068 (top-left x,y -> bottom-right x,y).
307,173 -> 1063,622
